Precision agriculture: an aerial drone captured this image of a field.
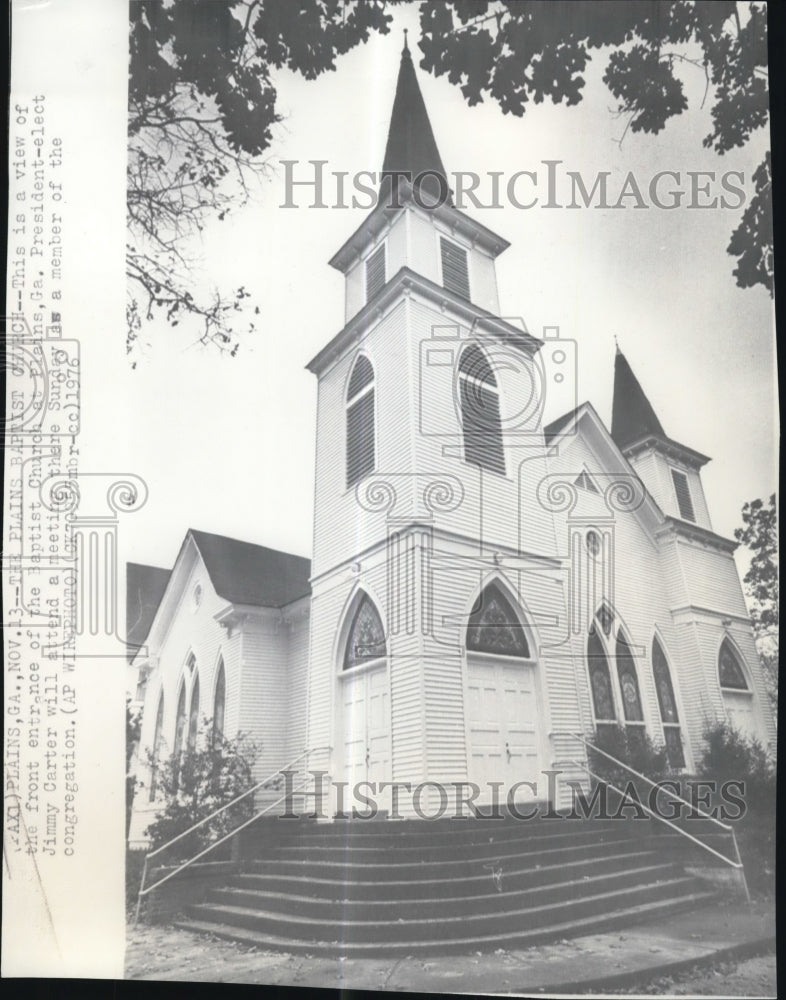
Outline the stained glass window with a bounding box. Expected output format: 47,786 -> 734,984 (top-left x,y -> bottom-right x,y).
149,694 -> 164,801
587,630 -> 616,721
466,583 -> 530,657
615,634 -> 644,723
595,603 -> 614,638
652,639 -> 679,724
213,659 -> 226,746
173,683 -> 187,756
187,674 -> 200,752
719,639 -> 748,690
344,595 -> 387,670
652,638 -> 684,768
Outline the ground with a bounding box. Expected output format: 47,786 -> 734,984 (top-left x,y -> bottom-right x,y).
125,899 -> 776,995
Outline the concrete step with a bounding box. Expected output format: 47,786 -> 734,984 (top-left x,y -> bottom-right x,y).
174,888 -> 718,957
186,875 -> 705,945
264,820 -> 629,858
208,861 -> 683,921
246,834 -> 643,881
229,847 -> 658,900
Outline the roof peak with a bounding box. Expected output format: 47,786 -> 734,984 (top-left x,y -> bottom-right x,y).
610,349 -> 666,451
380,38 -> 452,208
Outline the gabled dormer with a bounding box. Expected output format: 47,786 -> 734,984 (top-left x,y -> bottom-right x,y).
611,347 -> 713,530
328,38 -> 509,323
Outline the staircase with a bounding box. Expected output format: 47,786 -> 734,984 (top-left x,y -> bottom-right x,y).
173,812 -> 718,955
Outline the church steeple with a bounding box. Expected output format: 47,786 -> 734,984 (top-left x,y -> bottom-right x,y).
611,347 -> 666,450
380,34 -> 452,207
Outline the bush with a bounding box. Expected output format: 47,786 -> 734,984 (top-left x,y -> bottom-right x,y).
142,719 -> 261,864
695,720 -> 775,898
697,720 -> 775,814
587,724 -> 671,786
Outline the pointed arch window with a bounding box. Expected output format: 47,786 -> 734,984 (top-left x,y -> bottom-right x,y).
346,355 -> 376,488
213,659 -> 226,747
587,630 -> 617,728
458,345 -> 505,475
719,639 -> 749,690
652,638 -> 684,768
466,583 -> 530,657
344,595 -> 387,670
173,682 -> 187,758
187,673 -> 200,752
615,634 -> 644,724
149,694 -> 165,801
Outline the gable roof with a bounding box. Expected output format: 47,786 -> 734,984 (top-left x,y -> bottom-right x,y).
380,37 -> 452,208
189,529 -> 311,609
126,562 -> 170,661
543,404 -> 583,444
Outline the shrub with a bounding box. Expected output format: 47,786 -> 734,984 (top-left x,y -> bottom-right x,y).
587,723 -> 671,788
697,719 -> 775,813
141,718 -> 261,863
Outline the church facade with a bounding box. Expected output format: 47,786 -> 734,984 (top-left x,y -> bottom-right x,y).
128,44 -> 774,845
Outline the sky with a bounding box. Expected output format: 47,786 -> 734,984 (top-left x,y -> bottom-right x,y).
111,3 -> 776,574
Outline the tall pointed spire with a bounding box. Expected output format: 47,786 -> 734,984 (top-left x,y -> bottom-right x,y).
611,349 -> 666,450
380,36 -> 452,208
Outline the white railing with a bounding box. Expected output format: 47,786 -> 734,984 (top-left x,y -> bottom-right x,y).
553,731 -> 750,902
133,745 -> 331,925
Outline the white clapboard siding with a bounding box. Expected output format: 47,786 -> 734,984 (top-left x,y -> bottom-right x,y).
128,545 -> 243,845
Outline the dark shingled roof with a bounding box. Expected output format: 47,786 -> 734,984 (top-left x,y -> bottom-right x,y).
380,36 -> 452,208
543,404 -> 583,444
611,348 -> 666,450
189,529 -> 311,609
126,562 -> 170,660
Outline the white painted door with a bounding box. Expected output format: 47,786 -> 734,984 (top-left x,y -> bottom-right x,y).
467,658 -> 540,802
341,663 -> 390,799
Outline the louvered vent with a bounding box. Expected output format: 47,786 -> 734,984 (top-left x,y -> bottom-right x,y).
671,469 -> 695,522
365,244 -> 386,302
458,345 -> 505,475
346,356 -> 376,488
440,238 -> 470,300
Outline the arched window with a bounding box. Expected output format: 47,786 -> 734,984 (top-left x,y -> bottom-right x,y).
719,639 -> 749,690
615,633 -> 644,724
187,673 -> 200,753
344,594 -> 386,671
718,638 -> 756,738
173,682 -> 187,758
213,659 -> 226,747
652,638 -> 684,768
458,345 -> 505,475
346,355 -> 376,488
587,629 -> 616,733
149,694 -> 165,801
466,583 -> 530,657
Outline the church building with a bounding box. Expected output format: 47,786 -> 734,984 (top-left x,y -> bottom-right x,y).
128,40 -> 774,846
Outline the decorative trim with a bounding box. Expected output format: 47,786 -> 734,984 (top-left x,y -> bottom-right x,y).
306,267 -> 541,376
656,516 -> 737,553
622,432 -> 710,469
329,184 -> 510,272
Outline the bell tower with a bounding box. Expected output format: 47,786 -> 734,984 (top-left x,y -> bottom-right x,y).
304,39 -> 573,811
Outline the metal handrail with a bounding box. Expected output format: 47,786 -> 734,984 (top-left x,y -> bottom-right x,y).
554,730 -> 732,830
553,731 -> 750,902
133,745 -> 330,924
